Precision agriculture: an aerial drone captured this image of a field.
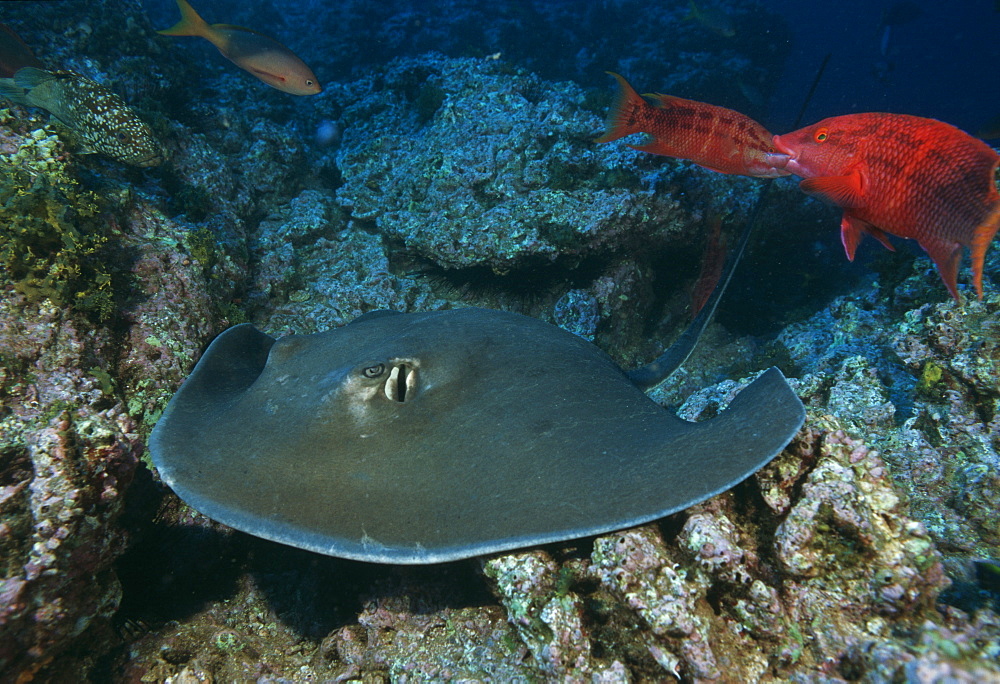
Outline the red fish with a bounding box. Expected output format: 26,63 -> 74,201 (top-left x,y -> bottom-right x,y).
769,113 -> 1000,300
691,215 -> 728,317
0,23 -> 43,78
594,72 -> 789,178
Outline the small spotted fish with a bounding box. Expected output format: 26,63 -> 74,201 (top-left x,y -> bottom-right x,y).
0,67 -> 164,167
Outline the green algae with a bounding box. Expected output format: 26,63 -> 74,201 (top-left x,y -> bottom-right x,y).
916,360 -> 944,395
0,124 -> 124,320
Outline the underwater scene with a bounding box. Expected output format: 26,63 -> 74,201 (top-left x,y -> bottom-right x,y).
1,0 -> 1000,679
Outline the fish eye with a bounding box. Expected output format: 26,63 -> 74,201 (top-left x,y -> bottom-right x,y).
362,364 -> 385,379
814,128 -> 829,143
306,79 -> 314,86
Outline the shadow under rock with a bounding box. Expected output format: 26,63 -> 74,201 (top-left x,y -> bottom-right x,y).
247,539 -> 498,640
112,466 -> 496,646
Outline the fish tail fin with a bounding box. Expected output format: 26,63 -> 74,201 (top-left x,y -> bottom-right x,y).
0,76 -> 27,106
12,66 -> 54,89
0,67 -> 53,106
970,197 -> 1000,300
593,72 -> 651,144
157,0 -> 211,37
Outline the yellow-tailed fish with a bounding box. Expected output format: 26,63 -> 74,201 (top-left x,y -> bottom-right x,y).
157,0 -> 321,96
0,67 -> 164,167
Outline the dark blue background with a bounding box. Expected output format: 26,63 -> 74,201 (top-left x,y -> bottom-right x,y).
764,0 -> 1000,135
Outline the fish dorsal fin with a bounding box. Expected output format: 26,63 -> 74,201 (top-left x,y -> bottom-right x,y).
11,65 -> 55,89
799,169 -> 866,209
644,93 -> 686,109
211,24 -> 276,40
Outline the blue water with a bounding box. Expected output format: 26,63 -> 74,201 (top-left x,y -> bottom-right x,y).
8,0 -> 996,138
765,0 -> 1000,135
137,0 -> 1000,137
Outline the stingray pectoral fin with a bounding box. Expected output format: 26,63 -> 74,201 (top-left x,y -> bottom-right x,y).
348,309 -> 404,326
149,322 -> 275,472
177,323 -> 275,401
664,367 -> 805,508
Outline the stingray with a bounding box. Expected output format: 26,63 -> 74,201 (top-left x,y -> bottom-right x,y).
150,55 -> 833,564
150,304 -> 805,564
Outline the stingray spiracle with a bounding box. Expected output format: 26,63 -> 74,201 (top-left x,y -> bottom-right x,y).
384,363 -> 417,402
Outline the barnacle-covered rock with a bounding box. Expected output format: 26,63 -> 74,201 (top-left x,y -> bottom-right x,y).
773,286 -> 1000,567
484,550 -> 627,680
0,296 -> 140,679
335,54 -> 746,274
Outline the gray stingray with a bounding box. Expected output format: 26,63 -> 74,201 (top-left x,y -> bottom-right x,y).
150,306 -> 805,564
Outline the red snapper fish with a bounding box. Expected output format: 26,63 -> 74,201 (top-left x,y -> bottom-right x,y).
769,113 -> 1000,300
595,72 -> 789,178
0,22 -> 43,78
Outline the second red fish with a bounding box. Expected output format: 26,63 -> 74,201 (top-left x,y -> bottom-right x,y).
594,72 -> 789,178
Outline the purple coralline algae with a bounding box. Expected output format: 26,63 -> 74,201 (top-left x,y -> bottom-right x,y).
0,291 -> 141,679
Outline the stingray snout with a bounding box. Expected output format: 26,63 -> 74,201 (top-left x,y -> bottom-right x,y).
383,361 -> 417,402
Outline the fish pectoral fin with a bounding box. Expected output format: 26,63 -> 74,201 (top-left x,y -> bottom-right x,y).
11,66 -> 55,89
840,214 -> 866,261
917,235 -> 965,301
799,172 -> 866,209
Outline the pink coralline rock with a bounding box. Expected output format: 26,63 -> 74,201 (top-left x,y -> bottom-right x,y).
678,508 -> 753,584
483,550 -> 628,681
113,196 -> 241,426
0,294 -> 141,679
589,526 -> 721,680
495,413 -> 987,682
770,419 -> 951,654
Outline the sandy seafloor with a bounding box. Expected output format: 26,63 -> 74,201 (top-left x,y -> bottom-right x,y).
1,0 -> 999,680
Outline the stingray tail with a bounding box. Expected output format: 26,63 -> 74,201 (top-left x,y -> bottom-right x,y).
970,196 -> 1000,300
593,72 -> 651,144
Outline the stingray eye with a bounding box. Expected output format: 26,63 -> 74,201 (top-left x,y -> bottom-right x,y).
814,128 -> 829,143
363,364 -> 385,379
